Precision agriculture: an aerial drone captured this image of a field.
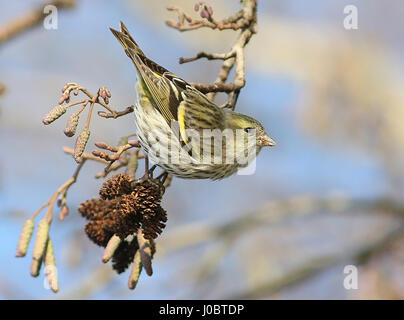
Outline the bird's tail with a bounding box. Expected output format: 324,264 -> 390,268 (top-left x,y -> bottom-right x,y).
109,21 -> 145,57
110,21 -> 169,76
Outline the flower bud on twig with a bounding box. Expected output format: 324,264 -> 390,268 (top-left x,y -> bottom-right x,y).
59,205 -> 69,221
95,141 -> 110,150
207,6 -> 213,17
99,86 -> 111,104
58,93 -> 70,105
200,9 -> 209,19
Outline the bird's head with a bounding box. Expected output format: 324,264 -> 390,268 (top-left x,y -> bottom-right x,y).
224,110 -> 276,149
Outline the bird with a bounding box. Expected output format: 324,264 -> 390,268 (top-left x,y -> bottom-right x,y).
110,22 -> 275,180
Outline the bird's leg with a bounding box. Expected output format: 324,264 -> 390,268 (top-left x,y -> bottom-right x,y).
143,155 -> 157,179
131,155 -> 160,188
145,165 -> 162,190
132,155 -> 150,186
154,170 -> 168,196
148,165 -> 157,178
156,171 -> 168,184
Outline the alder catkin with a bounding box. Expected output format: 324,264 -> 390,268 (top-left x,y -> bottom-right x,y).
30,218 -> 49,277
64,114 -> 79,137
102,234 -> 122,263
137,231 -> 153,276
32,219 -> 50,261
44,238 -> 59,293
16,219 -> 35,257
128,250 -> 142,290
74,128 -> 90,162
42,105 -> 67,125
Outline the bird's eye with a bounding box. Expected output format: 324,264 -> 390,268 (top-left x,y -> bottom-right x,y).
244,127 -> 253,133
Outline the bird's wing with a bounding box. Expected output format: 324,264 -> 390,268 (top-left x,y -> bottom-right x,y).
110,22 -> 225,152
178,87 -> 225,145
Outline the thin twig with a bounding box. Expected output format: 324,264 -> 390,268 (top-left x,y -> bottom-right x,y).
0,83 -> 6,96
46,160 -> 86,223
30,160 -> 86,225
167,0 -> 258,109
97,106 -> 134,119
63,147 -> 108,164
0,0 -> 76,45
179,50 -> 236,64
166,5 -> 250,32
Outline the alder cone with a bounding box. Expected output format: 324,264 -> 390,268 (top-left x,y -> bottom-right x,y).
99,174 -> 132,200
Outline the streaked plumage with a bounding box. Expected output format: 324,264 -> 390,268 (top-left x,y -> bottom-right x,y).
110,22 -> 275,180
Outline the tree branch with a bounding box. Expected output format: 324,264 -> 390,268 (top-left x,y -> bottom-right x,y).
0,0 -> 76,45
166,0 -> 258,109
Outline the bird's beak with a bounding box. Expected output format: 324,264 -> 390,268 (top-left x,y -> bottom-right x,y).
261,135 -> 276,147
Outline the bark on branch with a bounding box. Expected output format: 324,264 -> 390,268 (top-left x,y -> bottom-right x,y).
166,0 -> 258,109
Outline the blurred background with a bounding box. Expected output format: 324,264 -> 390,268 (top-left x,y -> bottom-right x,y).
1,0 -> 403,299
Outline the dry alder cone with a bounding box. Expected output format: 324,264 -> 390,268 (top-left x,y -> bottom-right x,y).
78,173 -> 165,273
99,173 -> 132,200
